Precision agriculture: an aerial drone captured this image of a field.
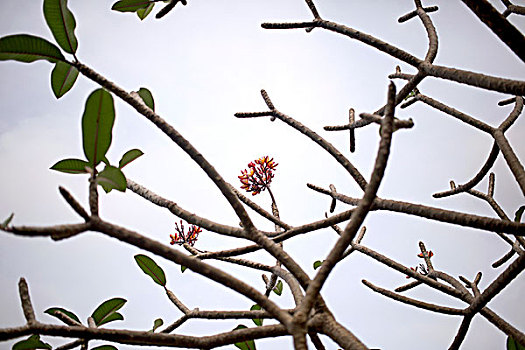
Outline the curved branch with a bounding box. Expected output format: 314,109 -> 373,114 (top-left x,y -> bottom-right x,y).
362,279 -> 465,315
89,218 -> 293,329
127,179 -> 245,238
73,62 -> 257,236
433,142 -> 499,198
299,82 -> 397,318
236,90 -> 368,191
0,322 -> 288,348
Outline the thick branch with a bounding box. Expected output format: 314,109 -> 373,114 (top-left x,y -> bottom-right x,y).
73,62 -> 257,236
299,82 -> 397,319
460,0 -> 525,62
308,184 -> 525,234
89,218 -> 293,329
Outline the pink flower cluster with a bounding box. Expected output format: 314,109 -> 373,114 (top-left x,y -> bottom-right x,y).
238,156 -> 278,195
170,220 -> 201,246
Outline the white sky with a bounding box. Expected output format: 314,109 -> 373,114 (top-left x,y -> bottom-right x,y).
1,1 -> 524,349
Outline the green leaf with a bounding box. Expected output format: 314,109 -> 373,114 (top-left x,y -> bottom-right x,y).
250,304 -> 262,326
43,0 -> 78,54
51,61 -> 79,98
12,335 -> 51,350
92,346 -> 118,350
313,260 -> 323,270
91,297 -> 126,327
233,325 -> 256,350
151,318 -> 163,332
514,206 -> 525,223
272,280 -> 283,296
137,87 -> 155,111
44,307 -> 81,324
50,158 -> 91,174
82,88 -> 115,167
97,165 -> 127,193
1,213 -> 14,229
0,34 -> 64,63
508,336 -> 525,350
112,0 -> 151,12
181,265 -> 187,273
137,3 -> 155,20
134,254 -> 166,286
119,149 -> 144,169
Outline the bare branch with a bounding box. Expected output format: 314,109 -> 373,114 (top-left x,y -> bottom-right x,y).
236,91 -> 368,191
127,179 -> 246,238
299,82 -> 397,318
89,218 -> 294,329
230,184 -> 292,230
18,278 -> 36,325
155,0 -> 187,19
448,315 -> 474,350
362,279 -> 465,315
308,184 -> 525,234
465,253 -> 525,315
7,223 -> 91,240
59,187 -> 90,221
398,6 -> 439,23
460,0 -> 525,62
493,129 -> 525,196
73,62 -> 258,235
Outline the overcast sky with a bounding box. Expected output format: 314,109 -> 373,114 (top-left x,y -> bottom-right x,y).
1,1 -> 524,349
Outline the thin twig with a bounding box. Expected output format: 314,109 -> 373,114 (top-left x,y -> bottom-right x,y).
362,280 -> 465,315
59,187 -> 90,221
18,278 -> 36,325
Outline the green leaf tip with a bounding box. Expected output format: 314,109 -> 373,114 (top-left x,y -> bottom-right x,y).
181,265 -> 188,273
150,318 -> 163,332
0,34 -> 64,63
233,325 -> 257,350
134,254 -> 167,286
82,88 -> 115,167
43,0 -> 78,54
112,0 -> 153,12
98,165 -> 127,193
12,335 -> 52,350
50,158 -> 91,174
515,206 -> 525,223
51,61 -> 79,98
250,304 -> 262,326
44,307 -> 81,324
92,345 -> 118,350
508,336 -> 525,350
91,297 -> 127,327
272,280 -> 283,296
137,87 -> 155,111
1,213 -> 14,229
119,149 -> 144,169
137,3 -> 155,20
313,260 -> 323,270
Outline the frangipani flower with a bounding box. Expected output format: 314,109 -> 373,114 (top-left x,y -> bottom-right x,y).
238,156 -> 278,195
417,251 -> 434,259
170,220 -> 202,246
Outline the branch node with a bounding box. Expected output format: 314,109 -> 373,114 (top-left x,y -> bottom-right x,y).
398,6 -> 439,23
